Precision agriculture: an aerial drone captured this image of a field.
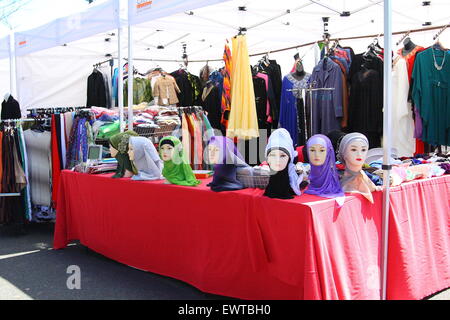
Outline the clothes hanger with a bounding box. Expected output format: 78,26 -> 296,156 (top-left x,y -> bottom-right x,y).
433,39 -> 445,51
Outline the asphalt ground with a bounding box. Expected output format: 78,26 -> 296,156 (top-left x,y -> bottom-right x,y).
0,222 -> 448,300
0,222 -> 230,300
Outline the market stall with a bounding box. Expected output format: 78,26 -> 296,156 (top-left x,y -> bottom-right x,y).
0,0 -> 449,300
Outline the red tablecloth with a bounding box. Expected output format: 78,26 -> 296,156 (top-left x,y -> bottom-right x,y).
53,171 -> 450,300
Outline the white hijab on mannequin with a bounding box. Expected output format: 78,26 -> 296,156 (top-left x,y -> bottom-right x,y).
128,136 -> 164,181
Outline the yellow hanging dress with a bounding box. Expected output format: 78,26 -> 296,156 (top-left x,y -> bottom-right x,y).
226,34 -> 259,140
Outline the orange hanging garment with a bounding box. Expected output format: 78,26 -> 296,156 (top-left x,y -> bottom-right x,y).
220,40 -> 232,129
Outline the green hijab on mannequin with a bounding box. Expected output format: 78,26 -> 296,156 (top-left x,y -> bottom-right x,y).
159,136 -> 200,186
109,131 -> 138,178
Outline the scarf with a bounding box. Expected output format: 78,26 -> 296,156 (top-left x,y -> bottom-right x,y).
340,168 -> 376,203
264,128 -> 302,196
305,134 -> 344,198
129,136 -> 163,181
207,136 -> 248,192
263,165 -> 296,199
109,131 -> 138,178
337,132 -> 376,202
159,136 -> 200,186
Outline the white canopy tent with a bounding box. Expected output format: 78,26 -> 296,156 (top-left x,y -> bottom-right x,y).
7,0 -> 450,111
2,0 -> 449,300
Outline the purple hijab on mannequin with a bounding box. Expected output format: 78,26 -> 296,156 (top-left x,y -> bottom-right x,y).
207,136 -> 248,192
305,134 -> 344,198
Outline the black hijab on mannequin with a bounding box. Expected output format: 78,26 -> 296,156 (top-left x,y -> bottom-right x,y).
263,149 -> 296,199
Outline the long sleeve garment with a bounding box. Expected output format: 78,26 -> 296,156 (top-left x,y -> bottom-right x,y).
201,84 -> 222,131
309,58 -> 343,136
1,95 -> 21,120
398,46 -> 426,153
87,70 -> 107,108
123,77 -> 153,106
112,67 -> 119,106
412,48 -> 450,146
279,73 -> 311,147
153,75 -> 180,106
170,70 -> 192,107
24,129 -> 52,207
253,72 -> 273,123
0,130 -> 25,225
51,115 -> 62,206
348,60 -> 384,148
253,76 -> 269,130
100,68 -> 112,108
388,57 -> 415,157
187,73 -> 203,106
181,114 -> 191,166
221,43 -> 232,129
259,60 -> 282,126
18,127 -> 31,221
192,113 -> 203,170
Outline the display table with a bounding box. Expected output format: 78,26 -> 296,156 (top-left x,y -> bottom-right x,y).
53,170 -> 450,300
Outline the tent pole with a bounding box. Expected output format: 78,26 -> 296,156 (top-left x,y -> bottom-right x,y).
128,24 -> 134,131
118,25 -> 124,132
9,31 -> 17,98
381,0 -> 393,301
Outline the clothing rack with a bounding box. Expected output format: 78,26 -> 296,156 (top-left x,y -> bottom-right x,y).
94,58 -> 114,80
287,85 -> 335,141
93,58 -> 114,68
396,30 -> 411,46
433,23 -> 449,41
27,106 -> 88,115
0,118 -> 37,123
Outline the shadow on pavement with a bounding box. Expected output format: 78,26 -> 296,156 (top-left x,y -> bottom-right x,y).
0,223 -> 233,300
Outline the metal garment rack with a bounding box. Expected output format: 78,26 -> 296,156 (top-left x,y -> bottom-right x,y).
288,83 -> 335,142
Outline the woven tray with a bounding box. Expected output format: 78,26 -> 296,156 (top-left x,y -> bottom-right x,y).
237,172 -> 270,189
135,123 -> 177,139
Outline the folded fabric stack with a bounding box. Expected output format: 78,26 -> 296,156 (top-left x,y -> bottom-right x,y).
342,153 -> 450,187
87,163 -> 118,174
155,108 -> 181,126
74,162 -> 118,174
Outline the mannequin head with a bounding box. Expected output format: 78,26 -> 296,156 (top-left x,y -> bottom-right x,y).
264,128 -> 297,172
110,145 -> 118,158
207,144 -> 221,165
305,134 -> 344,198
338,133 -> 369,172
128,143 -> 135,161
267,148 -> 290,172
307,135 -> 328,166
295,59 -> 304,74
159,142 -> 175,162
206,136 -> 247,167
109,131 -> 139,179
109,131 -> 138,155
128,136 -> 163,181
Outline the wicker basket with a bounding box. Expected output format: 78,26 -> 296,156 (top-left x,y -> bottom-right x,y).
135,123 -> 178,142
237,172 -> 270,189
134,125 -> 156,137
